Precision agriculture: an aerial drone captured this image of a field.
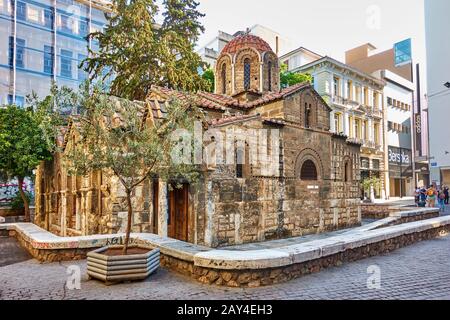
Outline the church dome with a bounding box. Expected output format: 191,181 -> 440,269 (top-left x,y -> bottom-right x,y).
221,34 -> 274,55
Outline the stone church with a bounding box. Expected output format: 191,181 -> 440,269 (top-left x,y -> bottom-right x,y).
34,34 -> 362,248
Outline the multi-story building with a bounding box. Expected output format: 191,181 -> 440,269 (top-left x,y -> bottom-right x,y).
279,46 -> 322,72
346,43 -> 417,198
197,24 -> 293,68
0,0 -> 111,107
425,0 -> 450,187
289,56 -> 387,200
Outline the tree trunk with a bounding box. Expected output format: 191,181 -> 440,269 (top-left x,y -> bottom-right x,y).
18,176 -> 30,222
123,189 -> 133,255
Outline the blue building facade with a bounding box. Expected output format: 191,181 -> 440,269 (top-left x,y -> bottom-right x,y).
0,0 -> 110,107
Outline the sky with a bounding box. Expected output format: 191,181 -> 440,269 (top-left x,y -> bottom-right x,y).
195,0 -> 427,72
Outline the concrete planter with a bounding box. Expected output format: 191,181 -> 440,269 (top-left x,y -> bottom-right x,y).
87,245 -> 160,285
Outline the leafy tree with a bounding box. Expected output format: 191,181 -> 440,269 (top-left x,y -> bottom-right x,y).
202,68 -> 215,93
0,105 -> 52,221
162,0 -> 205,43
84,0 -> 208,100
280,63 -> 313,88
62,84 -> 202,254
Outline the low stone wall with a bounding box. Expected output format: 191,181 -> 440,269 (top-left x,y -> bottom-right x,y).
2,214 -> 450,288
7,230 -> 93,262
161,225 -> 450,287
360,203 -> 402,219
385,211 -> 440,227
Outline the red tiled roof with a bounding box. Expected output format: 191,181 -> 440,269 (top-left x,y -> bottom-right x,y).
153,86 -> 227,112
221,34 -> 273,55
208,114 -> 261,127
245,82 -> 311,108
150,83 -> 313,112
262,118 -> 286,126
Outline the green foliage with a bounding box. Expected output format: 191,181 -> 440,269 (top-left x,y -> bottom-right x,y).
63,83 -> 202,192
362,177 -> 381,191
202,69 -> 215,93
11,191 -> 33,210
84,0 -> 208,100
280,63 -> 313,88
162,0 -> 205,43
0,105 -> 52,180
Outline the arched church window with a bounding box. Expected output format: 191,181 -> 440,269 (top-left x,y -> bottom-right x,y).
305,103 -> 312,128
244,58 -> 251,90
236,144 -> 244,178
221,63 -> 227,94
268,61 -> 272,91
344,161 -> 352,182
300,160 -> 318,181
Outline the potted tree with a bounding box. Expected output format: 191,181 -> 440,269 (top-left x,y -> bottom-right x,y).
54,83 -> 201,284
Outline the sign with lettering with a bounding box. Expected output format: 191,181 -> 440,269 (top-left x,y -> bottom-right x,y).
388,146 -> 413,178
388,146 -> 411,165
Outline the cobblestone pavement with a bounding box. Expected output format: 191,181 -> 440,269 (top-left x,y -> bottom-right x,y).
0,236 -> 32,267
1,230 -> 450,300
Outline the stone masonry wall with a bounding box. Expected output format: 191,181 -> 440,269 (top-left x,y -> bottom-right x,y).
161,225 -> 450,288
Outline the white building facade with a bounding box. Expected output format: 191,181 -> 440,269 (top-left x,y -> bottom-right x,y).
294,57 -> 387,200
425,0 -> 450,187
374,70 -> 415,197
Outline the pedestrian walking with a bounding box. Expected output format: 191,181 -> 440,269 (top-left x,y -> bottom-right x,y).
426,185 -> 437,208
438,189 -> 446,212
444,186 -> 449,205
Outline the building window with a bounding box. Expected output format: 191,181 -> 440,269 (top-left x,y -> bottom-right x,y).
333,76 -> 340,96
44,45 -> 54,75
305,103 -> 311,128
300,160 -> 318,181
236,146 -> 244,178
27,6 -> 40,23
78,54 -> 87,81
347,80 -> 353,100
268,61 -> 272,91
344,161 -> 352,182
374,123 -> 380,145
221,63 -> 226,94
363,120 -> 369,140
44,9 -> 54,29
355,86 -> 361,103
9,37 -> 25,68
8,95 -> 25,107
334,113 -> 342,133
60,49 -> 72,78
354,118 -> 361,139
78,20 -> 88,37
60,14 -> 73,33
364,87 -> 369,105
244,58 -> 251,90
17,1 -> 26,21
373,92 -> 379,109
387,97 -> 393,106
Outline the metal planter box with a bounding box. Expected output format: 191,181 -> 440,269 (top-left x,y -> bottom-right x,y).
87,245 -> 160,285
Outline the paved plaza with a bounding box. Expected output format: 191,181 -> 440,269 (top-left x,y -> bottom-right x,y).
1,205 -> 450,300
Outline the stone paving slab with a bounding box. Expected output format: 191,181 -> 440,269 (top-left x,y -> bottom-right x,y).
2,234 -> 450,300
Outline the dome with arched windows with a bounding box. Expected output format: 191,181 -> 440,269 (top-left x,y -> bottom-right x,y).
221,34 -> 274,55
215,34 -> 280,97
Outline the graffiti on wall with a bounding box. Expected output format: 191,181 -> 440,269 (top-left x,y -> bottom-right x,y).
0,179 -> 35,205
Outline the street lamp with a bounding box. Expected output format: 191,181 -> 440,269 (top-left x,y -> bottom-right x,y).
444,82 -> 450,89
